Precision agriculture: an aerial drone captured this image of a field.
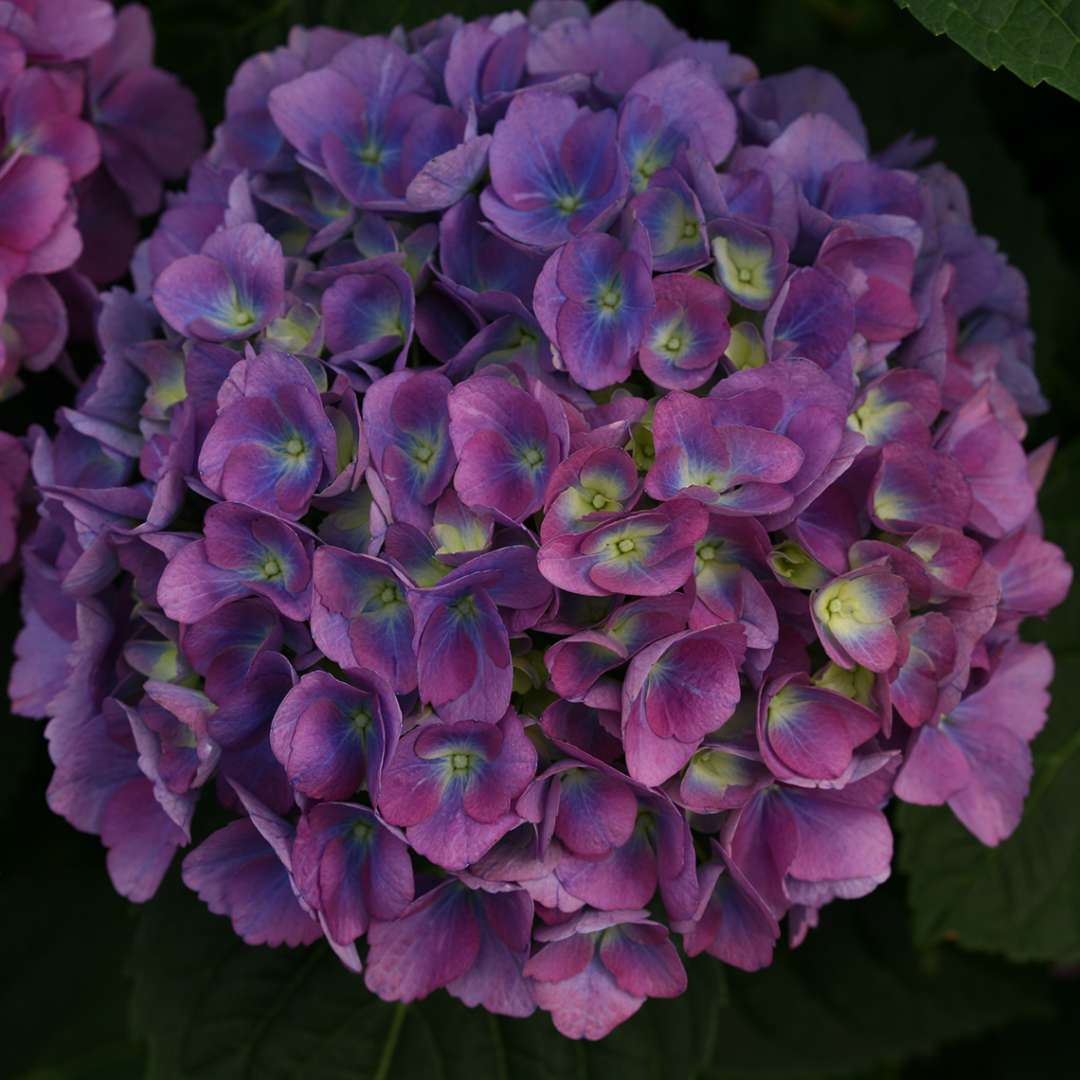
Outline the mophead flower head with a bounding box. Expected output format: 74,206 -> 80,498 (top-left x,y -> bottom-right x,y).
7,0 -> 1073,1046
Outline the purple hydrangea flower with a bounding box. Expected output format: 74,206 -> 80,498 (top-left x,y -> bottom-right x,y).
533,230 -> 654,389
270,667 -> 401,802
267,37 -> 436,210
152,223 -> 285,341
709,215 -> 788,310
725,753 -> 898,916
480,90 -> 629,250
292,801 -> 414,947
757,673 -> 882,783
321,262 -> 416,368
541,444 -> 641,541
630,169 -> 708,270
361,369 -> 455,527
617,59 -> 736,189
622,624 -> 746,785
638,272 -> 730,389
538,498 -> 708,597
365,880 -> 535,1016
157,502 -> 314,623
524,910 -> 686,1040
448,371 -> 570,520
811,564 -> 908,672
7,0 -> 1073,1046
310,546 -> 416,692
646,389 -> 805,514
679,846 -> 779,971
197,349 -> 338,518
378,709 -> 536,869
182,813 -> 322,948
407,546 -> 552,722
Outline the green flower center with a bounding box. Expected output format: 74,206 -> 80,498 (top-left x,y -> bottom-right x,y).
825,593 -> 858,620
260,556 -> 283,580
598,288 -> 621,312
358,141 -> 383,165
449,751 -> 472,773
451,594 -> 478,618
590,492 -> 608,509
616,538 -> 636,554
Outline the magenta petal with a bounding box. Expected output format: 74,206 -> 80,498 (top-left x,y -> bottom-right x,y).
945,722 -> 1033,846
376,727 -> 445,827
871,443 -> 972,534
894,722 -> 973,806
181,819 -> 320,947
529,950 -> 644,1040
557,830 -> 657,911
622,623 -> 747,786
310,546 -> 416,693
524,931 -> 594,984
407,798 -> 518,870
682,858 -> 779,971
412,586 -> 511,724
157,540 -> 250,623
759,675 -> 881,781
100,777 -> 186,902
554,767 -> 639,857
781,785 -> 893,886
365,881 -> 481,1003
446,890 -> 535,1017
622,697 -> 703,789
598,921 -> 686,999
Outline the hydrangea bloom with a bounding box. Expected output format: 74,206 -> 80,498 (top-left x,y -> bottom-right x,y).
7,0 -> 1073,1044
0,4 -> 203,391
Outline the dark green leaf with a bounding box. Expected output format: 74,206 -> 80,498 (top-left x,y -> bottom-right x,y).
0,734 -> 145,1078
131,873 -> 1047,1080
699,887 -> 1052,1078
896,0 -> 1080,101
13,1042 -> 146,1080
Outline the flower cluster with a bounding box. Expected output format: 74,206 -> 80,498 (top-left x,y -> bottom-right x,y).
0,0 -> 202,396
9,1 -> 1072,1042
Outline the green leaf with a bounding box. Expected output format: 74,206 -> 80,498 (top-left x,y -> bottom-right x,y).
0,735 -> 146,1079
13,1042 -> 146,1080
898,444 -> 1080,963
896,0 -> 1080,101
697,887 -> 1052,1079
131,873 -> 1047,1080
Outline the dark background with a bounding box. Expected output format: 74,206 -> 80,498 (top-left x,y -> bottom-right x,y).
2,2 -> 1077,1077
